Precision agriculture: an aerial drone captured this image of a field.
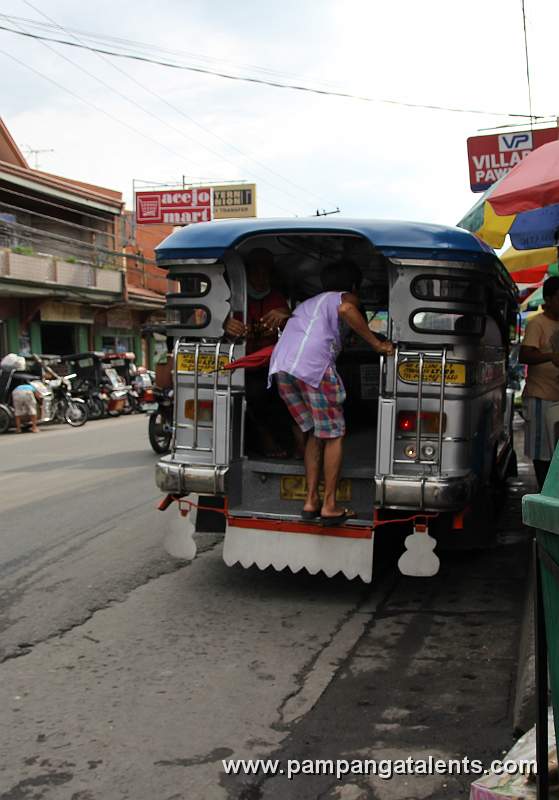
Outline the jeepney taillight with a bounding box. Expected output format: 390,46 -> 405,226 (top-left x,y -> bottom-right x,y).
184,399 -> 213,423
397,411 -> 446,434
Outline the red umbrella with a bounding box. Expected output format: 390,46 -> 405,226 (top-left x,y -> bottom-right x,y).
489,139 -> 559,214
220,344 -> 275,372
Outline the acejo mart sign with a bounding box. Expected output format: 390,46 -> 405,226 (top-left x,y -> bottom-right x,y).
135,188 -> 212,224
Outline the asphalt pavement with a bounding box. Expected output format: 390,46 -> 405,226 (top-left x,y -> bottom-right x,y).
0,416 -> 534,800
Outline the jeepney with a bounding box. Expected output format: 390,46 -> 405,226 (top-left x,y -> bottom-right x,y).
154,218 -> 518,582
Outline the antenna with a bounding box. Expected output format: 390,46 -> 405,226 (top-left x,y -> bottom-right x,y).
23,145 -> 55,169
315,207 -> 341,216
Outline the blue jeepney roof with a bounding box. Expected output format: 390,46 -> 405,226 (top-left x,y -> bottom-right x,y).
155,217 -> 499,266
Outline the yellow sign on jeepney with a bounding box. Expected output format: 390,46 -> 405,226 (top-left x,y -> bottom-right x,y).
398,361 -> 466,385
176,353 -> 230,373
280,476 -> 352,502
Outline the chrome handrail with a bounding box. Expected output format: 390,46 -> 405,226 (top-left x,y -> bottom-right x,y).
437,347 -> 447,475
415,352 -> 425,463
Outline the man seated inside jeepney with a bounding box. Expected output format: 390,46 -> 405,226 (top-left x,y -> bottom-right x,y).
224,247 -> 301,458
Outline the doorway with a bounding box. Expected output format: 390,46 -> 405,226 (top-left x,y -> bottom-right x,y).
41,323 -> 76,355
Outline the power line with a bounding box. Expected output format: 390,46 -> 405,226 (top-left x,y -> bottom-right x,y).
0,46 -> 296,217
0,47 -> 209,181
521,0 -> 534,129
0,22 -> 547,119
0,12 -> 348,93
19,0 -> 327,210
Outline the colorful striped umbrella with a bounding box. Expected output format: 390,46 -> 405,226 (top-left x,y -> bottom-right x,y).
500,245 -> 559,295
458,139 -> 559,250
500,245 -> 558,273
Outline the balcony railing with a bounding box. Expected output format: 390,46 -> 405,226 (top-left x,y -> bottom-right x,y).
0,248 -> 122,294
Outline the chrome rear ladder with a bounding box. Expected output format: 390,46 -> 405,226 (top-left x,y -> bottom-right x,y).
378,345 -> 448,476
172,339 -> 244,467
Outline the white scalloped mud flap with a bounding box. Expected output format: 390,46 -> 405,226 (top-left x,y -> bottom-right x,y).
223,523 -> 374,583
163,494 -> 198,560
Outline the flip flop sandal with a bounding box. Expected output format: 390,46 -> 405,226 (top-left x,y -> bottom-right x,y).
320,508 -> 356,527
300,509 -> 321,520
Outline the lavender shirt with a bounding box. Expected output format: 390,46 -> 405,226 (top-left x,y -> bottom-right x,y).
268,291 -> 344,388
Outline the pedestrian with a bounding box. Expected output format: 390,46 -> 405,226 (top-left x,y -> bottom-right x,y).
269,259 -> 394,525
12,382 -> 43,433
519,275 -> 559,489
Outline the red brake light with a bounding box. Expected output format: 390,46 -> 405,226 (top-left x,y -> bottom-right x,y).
184,399 -> 213,422
398,412 -> 415,432
397,411 -> 446,434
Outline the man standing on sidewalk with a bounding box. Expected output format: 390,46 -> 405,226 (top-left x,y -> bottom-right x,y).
519,275 -> 559,488
269,259 -> 394,525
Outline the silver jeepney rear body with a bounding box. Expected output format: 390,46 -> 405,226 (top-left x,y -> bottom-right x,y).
375,258 -> 513,513
155,255 -> 245,498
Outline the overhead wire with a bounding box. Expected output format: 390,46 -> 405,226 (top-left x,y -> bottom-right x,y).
0,31 -> 298,216
0,22 -> 547,120
521,0 -> 534,130
0,12 -> 348,91
19,0 -> 331,210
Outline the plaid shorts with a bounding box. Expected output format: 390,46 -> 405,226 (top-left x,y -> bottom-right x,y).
275,367 -> 346,439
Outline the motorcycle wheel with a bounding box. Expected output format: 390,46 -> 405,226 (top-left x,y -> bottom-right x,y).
88,398 -> 105,419
65,401 -> 88,427
122,396 -> 135,415
148,410 -> 172,454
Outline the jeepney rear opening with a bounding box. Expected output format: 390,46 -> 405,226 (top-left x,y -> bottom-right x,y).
159,231 -> 392,524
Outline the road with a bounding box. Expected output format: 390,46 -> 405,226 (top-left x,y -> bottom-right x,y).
0,417 -> 533,800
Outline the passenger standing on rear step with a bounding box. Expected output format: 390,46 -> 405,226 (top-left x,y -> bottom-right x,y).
269,260 -> 395,526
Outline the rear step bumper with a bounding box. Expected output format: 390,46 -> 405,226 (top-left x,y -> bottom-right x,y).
374,472 -> 476,511
156,458 -> 476,513
156,456 -> 228,495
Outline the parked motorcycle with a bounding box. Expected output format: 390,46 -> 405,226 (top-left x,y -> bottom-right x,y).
69,379 -> 106,419
148,387 -> 173,454
49,374 -> 88,427
131,369 -> 157,413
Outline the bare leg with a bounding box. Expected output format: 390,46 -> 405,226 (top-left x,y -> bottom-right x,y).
303,435 -> 323,513
321,437 -> 344,517
30,414 -> 39,433
292,424 -> 306,458
14,414 -> 22,433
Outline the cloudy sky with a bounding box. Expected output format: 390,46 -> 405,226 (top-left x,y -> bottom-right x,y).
1,0 -> 557,224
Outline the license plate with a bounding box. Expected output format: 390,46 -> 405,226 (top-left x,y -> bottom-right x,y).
398,361 -> 466,385
176,353 -> 230,373
280,476 -> 352,502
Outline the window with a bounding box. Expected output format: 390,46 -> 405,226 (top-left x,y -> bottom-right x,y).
366,310 -> 389,336
102,336 -> 134,353
177,275 -> 210,297
166,306 -> 211,328
411,310 -> 484,335
412,276 -> 483,303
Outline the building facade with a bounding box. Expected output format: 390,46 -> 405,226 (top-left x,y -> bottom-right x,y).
0,118 -> 169,368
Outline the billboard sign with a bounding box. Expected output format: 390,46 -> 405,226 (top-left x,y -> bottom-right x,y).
135,188 -> 212,225
212,183 -> 256,219
467,127 -> 558,192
